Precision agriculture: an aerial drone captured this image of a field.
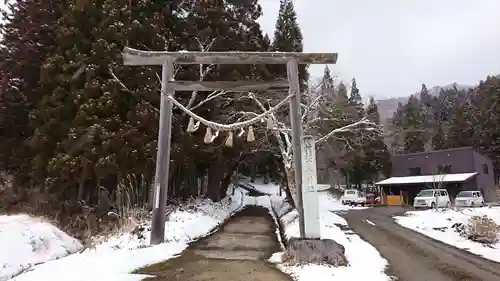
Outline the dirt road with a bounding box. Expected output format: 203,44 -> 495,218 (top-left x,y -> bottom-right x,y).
136,207 -> 291,281
342,207 -> 500,281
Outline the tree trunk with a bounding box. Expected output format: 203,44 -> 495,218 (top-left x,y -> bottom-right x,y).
199,173 -> 206,197
77,174 -> 85,201
250,162 -> 256,183
221,160 -> 239,197
166,163 -> 177,201
188,164 -> 198,198
207,161 -> 223,202
284,166 -> 298,208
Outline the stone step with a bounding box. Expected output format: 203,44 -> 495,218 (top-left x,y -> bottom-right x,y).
192,248 -> 269,261
196,232 -> 277,250
223,217 -> 273,234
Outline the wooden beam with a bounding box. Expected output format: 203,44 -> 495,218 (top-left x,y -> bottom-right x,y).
168,80 -> 289,92
123,47 -> 338,65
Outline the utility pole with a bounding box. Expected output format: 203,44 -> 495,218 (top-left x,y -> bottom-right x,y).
287,58 -> 306,238
149,59 -> 175,244
121,58 -> 175,244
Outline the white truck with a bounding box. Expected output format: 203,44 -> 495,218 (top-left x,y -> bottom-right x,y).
341,189 -> 366,206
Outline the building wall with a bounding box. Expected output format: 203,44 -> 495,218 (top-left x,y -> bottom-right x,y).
472,151 -> 497,201
391,147 -> 475,177
461,179 -> 477,191
389,147 -> 497,202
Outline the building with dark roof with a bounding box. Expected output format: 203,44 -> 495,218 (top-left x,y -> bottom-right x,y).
376,147 -> 497,204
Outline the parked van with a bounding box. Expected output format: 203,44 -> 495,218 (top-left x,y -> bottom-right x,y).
454,190 -> 485,207
413,189 -> 451,209
341,189 -> 365,206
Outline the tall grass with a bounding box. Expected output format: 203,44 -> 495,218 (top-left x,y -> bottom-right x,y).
114,173 -> 150,231
95,173 -> 151,236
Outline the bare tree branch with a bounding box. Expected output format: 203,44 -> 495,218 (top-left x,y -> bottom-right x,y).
301,93 -> 324,123
315,118 -> 380,144
244,92 -> 294,166
190,90 -> 229,111
186,37 -> 218,109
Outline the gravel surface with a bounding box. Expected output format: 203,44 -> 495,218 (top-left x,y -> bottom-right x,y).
136,207 -> 291,281
342,207 -> 500,281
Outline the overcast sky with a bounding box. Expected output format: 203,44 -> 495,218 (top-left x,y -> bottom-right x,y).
258,0 -> 500,99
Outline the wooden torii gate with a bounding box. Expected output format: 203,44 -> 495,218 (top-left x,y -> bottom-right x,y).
122,47 -> 338,245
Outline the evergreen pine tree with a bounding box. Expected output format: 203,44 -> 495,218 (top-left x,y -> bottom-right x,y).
366,96 -> 380,123
389,103 -> 405,154
322,66 -> 335,90
432,125 -> 446,150
336,81 -> 349,103
363,97 -> 391,178
0,0 -> 65,187
30,0 -> 173,198
446,96 -> 476,148
474,76 -> 500,179
403,95 -> 425,153
271,0 -> 309,91
419,84 -> 435,149
315,65 -> 335,110
420,84 -> 432,107
314,78 -> 353,182
348,77 -> 364,119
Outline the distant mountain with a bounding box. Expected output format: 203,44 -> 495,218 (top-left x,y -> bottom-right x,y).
376,83 -> 474,124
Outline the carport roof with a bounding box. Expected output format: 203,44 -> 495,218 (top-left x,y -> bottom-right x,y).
375,172 -> 477,186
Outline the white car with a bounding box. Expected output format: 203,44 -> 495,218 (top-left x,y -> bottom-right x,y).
454,190 -> 485,207
413,188 -> 451,209
341,189 -> 365,206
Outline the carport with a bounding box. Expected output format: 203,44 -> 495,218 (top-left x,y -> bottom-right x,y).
375,172 -> 478,206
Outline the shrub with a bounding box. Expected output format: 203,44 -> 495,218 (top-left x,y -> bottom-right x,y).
467,215 -> 500,245
453,215 -> 500,245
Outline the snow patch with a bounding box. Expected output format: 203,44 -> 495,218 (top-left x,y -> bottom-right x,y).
6,188 -> 246,281
365,219 -> 376,226
276,192 -> 391,281
0,215 -> 83,281
395,207 -> 500,263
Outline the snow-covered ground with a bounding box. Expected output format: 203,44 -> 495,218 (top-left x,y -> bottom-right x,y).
0,215 -> 83,281
395,207 -> 500,263
270,191 -> 392,281
3,181 -> 391,281
3,190 -> 246,281
238,177 -> 282,195
1,185 -> 281,281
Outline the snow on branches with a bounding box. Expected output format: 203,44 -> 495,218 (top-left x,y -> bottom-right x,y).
243,90 -> 381,167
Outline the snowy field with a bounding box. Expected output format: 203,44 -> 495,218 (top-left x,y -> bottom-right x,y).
395,207 -> 500,263
0,215 -> 83,281
2,191 -> 246,281
2,181 -> 391,281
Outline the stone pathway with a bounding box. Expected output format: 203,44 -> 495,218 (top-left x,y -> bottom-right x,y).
136,207 -> 292,281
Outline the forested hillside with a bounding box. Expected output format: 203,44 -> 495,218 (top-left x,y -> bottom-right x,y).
376,83 -> 473,125
387,78 -> 500,182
